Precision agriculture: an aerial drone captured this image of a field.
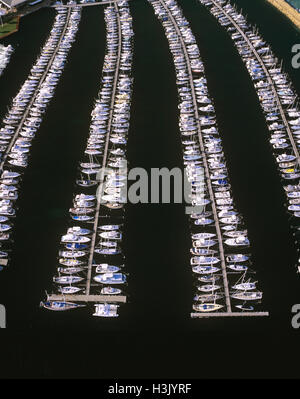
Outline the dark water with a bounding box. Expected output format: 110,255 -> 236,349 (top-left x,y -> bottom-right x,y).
0,0 -> 299,378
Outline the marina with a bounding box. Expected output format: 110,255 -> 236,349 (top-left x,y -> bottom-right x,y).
0,0 -> 299,379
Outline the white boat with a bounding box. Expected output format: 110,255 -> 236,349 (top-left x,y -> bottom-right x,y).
193,238 -> 217,248
227,264 -> 248,272
100,287 -> 122,295
192,303 -> 223,312
99,231 -> 122,240
192,265 -> 220,274
226,254 -> 249,263
67,226 -> 91,235
99,224 -> 121,231
58,286 -> 82,294
232,281 -> 257,291
93,273 -> 126,284
93,303 -> 119,317
53,276 -> 84,284
61,234 -> 90,243
235,304 -> 254,311
231,291 -> 262,301
197,284 -> 221,292
225,236 -> 250,247
194,293 -> 223,302
190,256 -> 220,265
95,264 -> 120,274
57,266 -> 84,274
59,250 -> 86,258
59,258 -> 83,266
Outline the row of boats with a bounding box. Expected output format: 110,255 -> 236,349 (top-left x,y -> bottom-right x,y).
149,0 -> 263,314
41,0 -> 134,318
200,0 -> 300,273
0,4 -> 81,265
0,44 -> 13,77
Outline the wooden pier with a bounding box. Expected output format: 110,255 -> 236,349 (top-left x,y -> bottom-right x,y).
47,294 -> 127,303
191,311 -> 269,318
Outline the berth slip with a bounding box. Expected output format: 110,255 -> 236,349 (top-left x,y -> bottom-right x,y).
40,0 -> 133,317
148,0 -> 268,318
199,0 -> 300,273
0,3 -> 82,268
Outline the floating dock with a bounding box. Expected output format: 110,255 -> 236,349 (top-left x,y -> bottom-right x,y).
47,294 -> 127,303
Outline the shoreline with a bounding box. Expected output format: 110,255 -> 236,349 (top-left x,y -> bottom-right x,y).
0,0 -> 51,41
266,0 -> 300,30
0,16 -> 20,40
